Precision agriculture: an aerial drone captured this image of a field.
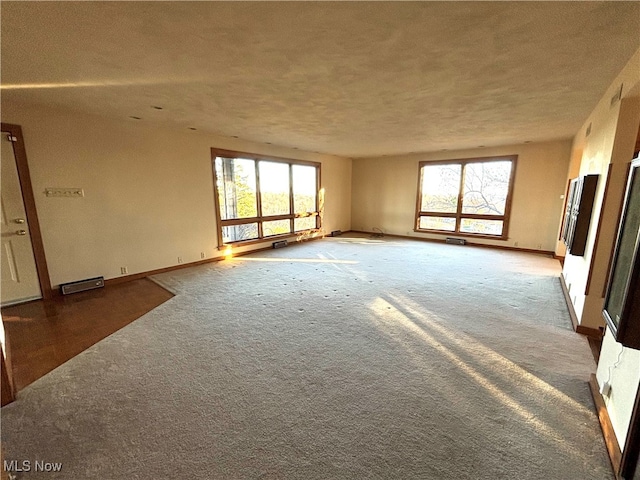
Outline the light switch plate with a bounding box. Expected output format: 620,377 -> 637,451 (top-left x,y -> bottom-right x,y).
45,188 -> 84,198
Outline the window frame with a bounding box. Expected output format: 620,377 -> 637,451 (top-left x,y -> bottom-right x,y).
414,155 -> 517,240
211,148 -> 321,247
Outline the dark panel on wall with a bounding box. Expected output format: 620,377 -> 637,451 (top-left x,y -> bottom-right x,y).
562,174 -> 599,257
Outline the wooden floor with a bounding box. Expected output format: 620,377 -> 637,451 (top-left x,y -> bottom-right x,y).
1,278 -> 173,393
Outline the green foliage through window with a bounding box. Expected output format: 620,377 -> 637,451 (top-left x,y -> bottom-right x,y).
213,152 -> 320,244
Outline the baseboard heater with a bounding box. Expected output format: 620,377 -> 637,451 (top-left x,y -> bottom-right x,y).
446,238 -> 467,245
272,240 -> 288,249
60,276 -> 105,295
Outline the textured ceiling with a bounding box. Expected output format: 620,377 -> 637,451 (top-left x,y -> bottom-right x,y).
2,2 -> 639,158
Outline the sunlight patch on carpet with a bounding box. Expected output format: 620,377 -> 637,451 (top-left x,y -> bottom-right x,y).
369,296 -> 595,464
384,291 -> 593,416
231,257 -> 358,264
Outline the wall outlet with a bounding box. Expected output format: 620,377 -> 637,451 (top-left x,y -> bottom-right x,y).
120,266 -> 128,274
177,256 -> 183,264
514,241 -> 519,247
599,381 -> 611,397
200,252 -> 206,259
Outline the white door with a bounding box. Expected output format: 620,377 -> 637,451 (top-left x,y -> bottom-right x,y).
1,132 -> 41,306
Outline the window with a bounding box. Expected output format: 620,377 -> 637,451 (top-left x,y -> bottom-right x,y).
415,156 -> 517,239
212,148 -> 320,245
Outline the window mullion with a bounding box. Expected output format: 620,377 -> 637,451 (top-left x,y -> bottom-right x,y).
289,164 -> 295,233
418,211 -> 457,218
460,213 -> 504,221
255,160 -> 264,239
316,167 -> 321,229
415,166 -> 424,230
455,162 -> 466,232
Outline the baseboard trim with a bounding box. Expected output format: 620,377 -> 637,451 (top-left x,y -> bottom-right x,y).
559,275 -> 579,331
349,230 -> 555,256
558,275 -> 603,338
464,241 -> 555,257
102,234 -> 324,288
589,374 -> 622,477
104,257 -> 220,287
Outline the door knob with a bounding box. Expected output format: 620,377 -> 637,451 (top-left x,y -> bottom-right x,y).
14,218 -> 25,224
15,230 -> 27,236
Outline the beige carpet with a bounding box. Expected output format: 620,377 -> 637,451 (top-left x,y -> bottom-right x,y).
1,235 -> 611,479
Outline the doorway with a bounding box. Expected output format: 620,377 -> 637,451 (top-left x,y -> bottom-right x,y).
0,123 -> 51,306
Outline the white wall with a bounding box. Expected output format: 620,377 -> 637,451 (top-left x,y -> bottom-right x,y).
0,103 -> 352,286
596,329 -> 640,447
561,50 -> 640,329
560,46 -> 640,450
351,140 -> 572,252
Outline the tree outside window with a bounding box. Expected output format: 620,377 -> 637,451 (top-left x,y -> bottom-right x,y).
416,156 -> 517,239
212,149 -> 320,245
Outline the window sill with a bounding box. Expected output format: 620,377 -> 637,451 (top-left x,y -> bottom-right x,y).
217,229 -> 322,250
413,228 -> 508,241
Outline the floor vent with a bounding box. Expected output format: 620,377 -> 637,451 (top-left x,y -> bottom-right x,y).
446,238 -> 466,245
272,240 -> 288,249
60,276 -> 105,295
